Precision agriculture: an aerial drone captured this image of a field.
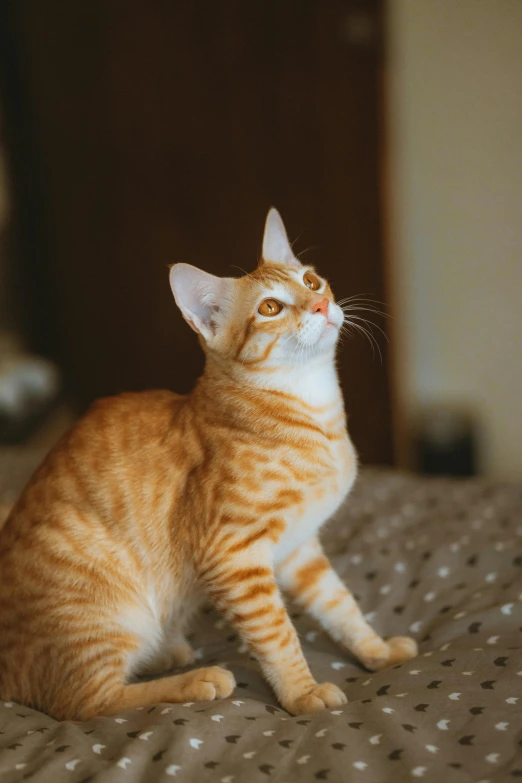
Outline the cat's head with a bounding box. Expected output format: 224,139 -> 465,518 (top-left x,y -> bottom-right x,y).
169,209 -> 344,371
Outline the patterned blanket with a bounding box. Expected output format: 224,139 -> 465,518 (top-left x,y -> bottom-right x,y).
0,457 -> 521,782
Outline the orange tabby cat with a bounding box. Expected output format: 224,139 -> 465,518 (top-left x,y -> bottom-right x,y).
0,209 -> 417,720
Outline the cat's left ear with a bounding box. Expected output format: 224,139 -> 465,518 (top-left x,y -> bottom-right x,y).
169,263 -> 231,341
260,207 -> 302,269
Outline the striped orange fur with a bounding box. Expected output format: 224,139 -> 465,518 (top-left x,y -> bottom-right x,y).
0,209 -> 417,720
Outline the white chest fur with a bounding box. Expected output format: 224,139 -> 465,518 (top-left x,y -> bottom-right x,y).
273,432 -> 357,564
253,353 -> 358,563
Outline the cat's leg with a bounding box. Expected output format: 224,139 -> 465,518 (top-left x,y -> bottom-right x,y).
170,633 -> 196,667
98,666 -> 235,717
42,645 -> 234,720
137,593 -> 201,675
44,606 -> 232,719
277,536 -> 418,671
201,546 -> 347,715
139,631 -> 195,675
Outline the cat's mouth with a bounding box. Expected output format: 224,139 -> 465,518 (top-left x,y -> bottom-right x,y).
317,318 -> 341,345
317,309 -> 344,347
323,308 -> 343,334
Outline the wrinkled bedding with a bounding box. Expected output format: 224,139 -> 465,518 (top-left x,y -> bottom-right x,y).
1,453 -> 521,782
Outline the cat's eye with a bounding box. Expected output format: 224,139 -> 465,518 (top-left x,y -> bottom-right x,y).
258,299 -> 283,317
303,272 -> 321,291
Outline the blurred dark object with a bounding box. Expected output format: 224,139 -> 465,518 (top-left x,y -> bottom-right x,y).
415,404 -> 477,477
0,333 -> 61,444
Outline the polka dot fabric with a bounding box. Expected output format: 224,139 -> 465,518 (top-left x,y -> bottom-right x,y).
1,469 -> 521,782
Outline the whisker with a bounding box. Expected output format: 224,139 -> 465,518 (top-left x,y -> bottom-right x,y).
294,245 -> 318,261
338,325 -> 354,344
342,314 -> 390,342
341,305 -> 391,320
280,331 -> 296,347
336,293 -> 389,307
360,325 -> 382,362
229,265 -> 265,291
339,297 -> 390,310
338,298 -> 389,309
343,316 -> 383,363
346,320 -> 378,361
354,321 -> 377,356
289,232 -> 304,253
289,337 -> 302,365
350,315 -> 390,343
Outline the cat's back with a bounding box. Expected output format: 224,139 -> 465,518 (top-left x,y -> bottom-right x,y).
75,389 -> 188,463
0,389 -> 188,547
79,388 -> 187,448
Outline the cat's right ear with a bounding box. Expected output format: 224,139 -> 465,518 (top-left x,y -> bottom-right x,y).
169,263 -> 229,341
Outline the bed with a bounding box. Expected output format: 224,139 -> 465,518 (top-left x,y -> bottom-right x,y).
1,449 -> 521,782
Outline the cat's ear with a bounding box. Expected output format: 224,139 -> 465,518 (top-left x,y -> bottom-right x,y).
169,263 -> 230,341
261,207 -> 301,269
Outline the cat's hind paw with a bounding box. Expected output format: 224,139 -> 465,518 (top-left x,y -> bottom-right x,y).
179,666 -> 236,701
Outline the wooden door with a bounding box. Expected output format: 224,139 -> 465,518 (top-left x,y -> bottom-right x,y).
0,0 -> 392,464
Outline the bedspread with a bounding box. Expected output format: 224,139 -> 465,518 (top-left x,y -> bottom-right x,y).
0,456 -> 521,782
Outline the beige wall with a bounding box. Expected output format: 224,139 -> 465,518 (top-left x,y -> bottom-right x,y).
387,0 -> 522,478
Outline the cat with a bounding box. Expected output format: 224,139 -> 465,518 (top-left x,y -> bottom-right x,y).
0,208 -> 417,720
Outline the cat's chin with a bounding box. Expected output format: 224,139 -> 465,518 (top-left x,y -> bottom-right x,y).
317,322 -> 340,349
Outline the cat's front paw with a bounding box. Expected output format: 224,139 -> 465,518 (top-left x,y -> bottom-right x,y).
283,682 -> 347,715
359,636 -> 418,671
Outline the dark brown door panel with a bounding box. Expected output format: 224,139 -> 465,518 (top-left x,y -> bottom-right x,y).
0,0 -> 391,463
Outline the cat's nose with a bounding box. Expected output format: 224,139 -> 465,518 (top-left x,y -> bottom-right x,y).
311,298 -> 329,316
